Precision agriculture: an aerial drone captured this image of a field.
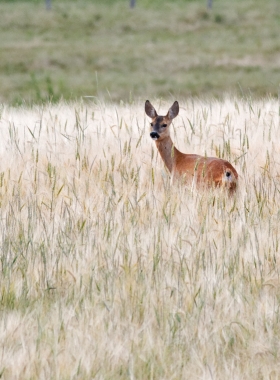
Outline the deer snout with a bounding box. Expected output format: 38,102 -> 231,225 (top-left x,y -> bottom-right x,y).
150,132 -> 160,140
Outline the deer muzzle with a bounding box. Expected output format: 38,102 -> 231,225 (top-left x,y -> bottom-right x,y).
150,132 -> 160,140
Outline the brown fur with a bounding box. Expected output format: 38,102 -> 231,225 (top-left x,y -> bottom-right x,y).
145,100 -> 238,193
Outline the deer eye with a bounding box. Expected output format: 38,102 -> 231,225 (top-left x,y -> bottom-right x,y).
162,124 -> 167,128
150,123 -> 153,127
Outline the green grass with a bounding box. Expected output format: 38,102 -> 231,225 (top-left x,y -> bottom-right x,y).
0,97 -> 280,378
0,0 -> 280,104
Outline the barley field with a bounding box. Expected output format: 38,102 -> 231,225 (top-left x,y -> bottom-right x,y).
0,97 -> 280,379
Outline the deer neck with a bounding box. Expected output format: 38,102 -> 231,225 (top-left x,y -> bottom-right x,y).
155,136 -> 179,173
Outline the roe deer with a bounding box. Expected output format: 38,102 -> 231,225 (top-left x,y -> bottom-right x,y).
145,100 -> 238,193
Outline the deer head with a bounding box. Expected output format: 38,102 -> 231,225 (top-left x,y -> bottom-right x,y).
145,100 -> 179,141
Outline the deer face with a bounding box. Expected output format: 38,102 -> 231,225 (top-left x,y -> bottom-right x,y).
149,115 -> 171,141
145,100 -> 179,141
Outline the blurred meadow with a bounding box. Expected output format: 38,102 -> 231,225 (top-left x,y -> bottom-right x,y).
0,0 -> 280,104
1,0 -> 280,379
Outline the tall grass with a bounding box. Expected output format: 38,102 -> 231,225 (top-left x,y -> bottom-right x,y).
0,97 -> 280,378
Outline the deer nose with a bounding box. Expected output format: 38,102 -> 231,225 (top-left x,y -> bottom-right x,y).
150,132 -> 160,140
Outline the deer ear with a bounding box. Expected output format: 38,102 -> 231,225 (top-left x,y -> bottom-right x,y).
167,101 -> 179,120
145,100 -> 158,119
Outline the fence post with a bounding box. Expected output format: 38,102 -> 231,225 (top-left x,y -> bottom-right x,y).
207,0 -> 212,9
130,0 -> 135,8
46,0 -> 51,10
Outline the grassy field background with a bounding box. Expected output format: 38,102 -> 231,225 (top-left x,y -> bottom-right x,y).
1,0 -> 280,104
0,97 -> 280,378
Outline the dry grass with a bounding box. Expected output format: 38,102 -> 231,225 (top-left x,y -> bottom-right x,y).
0,97 -> 280,379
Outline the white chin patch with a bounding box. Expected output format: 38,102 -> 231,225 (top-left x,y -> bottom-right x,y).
151,136 -> 158,140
